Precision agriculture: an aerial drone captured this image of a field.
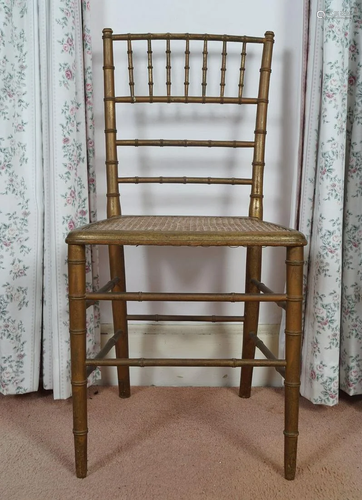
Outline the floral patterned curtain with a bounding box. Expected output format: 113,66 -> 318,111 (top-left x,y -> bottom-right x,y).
0,0 -> 100,399
299,0 -> 362,405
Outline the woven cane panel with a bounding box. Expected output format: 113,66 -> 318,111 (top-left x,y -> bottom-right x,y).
85,216 -> 291,234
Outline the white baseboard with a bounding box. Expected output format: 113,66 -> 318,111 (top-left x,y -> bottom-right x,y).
99,322 -> 283,388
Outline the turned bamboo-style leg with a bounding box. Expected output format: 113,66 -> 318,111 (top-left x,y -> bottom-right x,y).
69,244 -> 88,478
109,244 -> 130,398
239,246 -> 262,398
284,246 -> 303,480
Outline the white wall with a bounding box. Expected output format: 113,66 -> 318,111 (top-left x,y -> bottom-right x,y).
89,0 -> 304,328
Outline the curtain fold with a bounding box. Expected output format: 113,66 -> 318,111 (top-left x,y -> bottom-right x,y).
299,0 -> 362,405
0,0 -> 99,399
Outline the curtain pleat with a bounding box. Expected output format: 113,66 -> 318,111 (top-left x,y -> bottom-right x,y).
299,0 -> 362,405
0,0 -> 99,399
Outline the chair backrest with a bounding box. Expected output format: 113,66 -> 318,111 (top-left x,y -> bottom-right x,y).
102,30 -> 274,221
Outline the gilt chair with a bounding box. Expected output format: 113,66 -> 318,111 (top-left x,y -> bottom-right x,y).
66,29 -> 306,480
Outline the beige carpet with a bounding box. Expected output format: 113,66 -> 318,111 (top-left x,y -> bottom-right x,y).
1,386 -> 361,500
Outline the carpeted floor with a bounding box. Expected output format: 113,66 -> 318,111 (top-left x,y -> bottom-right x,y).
1,386 -> 361,500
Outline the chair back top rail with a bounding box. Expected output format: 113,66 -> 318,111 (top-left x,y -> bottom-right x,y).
102,29 -> 274,220
111,32 -> 266,43
111,96 -> 261,104
106,31 -> 272,103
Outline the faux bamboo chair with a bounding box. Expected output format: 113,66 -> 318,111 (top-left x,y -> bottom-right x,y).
66,29 -> 306,480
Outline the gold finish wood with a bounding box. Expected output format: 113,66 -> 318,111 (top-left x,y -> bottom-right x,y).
147,39 -> 153,100
66,29 -> 306,480
112,33 -> 265,43
127,39 -> 135,100
117,176 -> 253,185
85,358 -> 287,368
115,139 -> 255,148
85,276 -> 120,308
86,291 -> 287,302
66,215 -> 306,247
202,39 -> 208,100
239,245 -> 262,398
113,95 -> 260,104
126,314 -> 245,322
284,247 -> 304,480
108,244 -> 130,398
220,40 -> 227,99
238,42 -> 247,101
184,38 -> 190,100
250,278 -> 287,310
68,244 -> 87,479
166,38 -> 171,98
249,332 -> 286,378
86,330 -> 122,377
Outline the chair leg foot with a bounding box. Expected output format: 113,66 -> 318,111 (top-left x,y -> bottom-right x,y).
117,365 -> 131,398
238,388 -> 251,399
284,433 -> 298,480
239,367 -> 253,398
118,378 -> 131,398
74,434 -> 88,478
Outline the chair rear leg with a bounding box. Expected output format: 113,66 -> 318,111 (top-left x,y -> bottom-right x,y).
284,246 -> 303,480
69,244 -> 88,478
239,246 -> 262,398
109,244 -> 130,398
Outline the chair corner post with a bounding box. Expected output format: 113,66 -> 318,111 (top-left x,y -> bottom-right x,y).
284,245 -> 304,480
68,244 -> 88,478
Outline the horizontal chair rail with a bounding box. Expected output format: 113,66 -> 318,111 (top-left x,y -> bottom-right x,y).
127,314 -> 245,322
86,292 -> 286,302
115,139 -> 254,148
118,176 -> 253,185
113,96 -> 260,104
85,358 -> 287,368
112,33 -> 266,43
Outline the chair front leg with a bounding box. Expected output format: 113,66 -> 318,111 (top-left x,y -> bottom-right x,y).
284,245 -> 304,480
69,243 -> 88,478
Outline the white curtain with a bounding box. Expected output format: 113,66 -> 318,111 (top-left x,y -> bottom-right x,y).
299,0 -> 362,405
0,0 -> 100,399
